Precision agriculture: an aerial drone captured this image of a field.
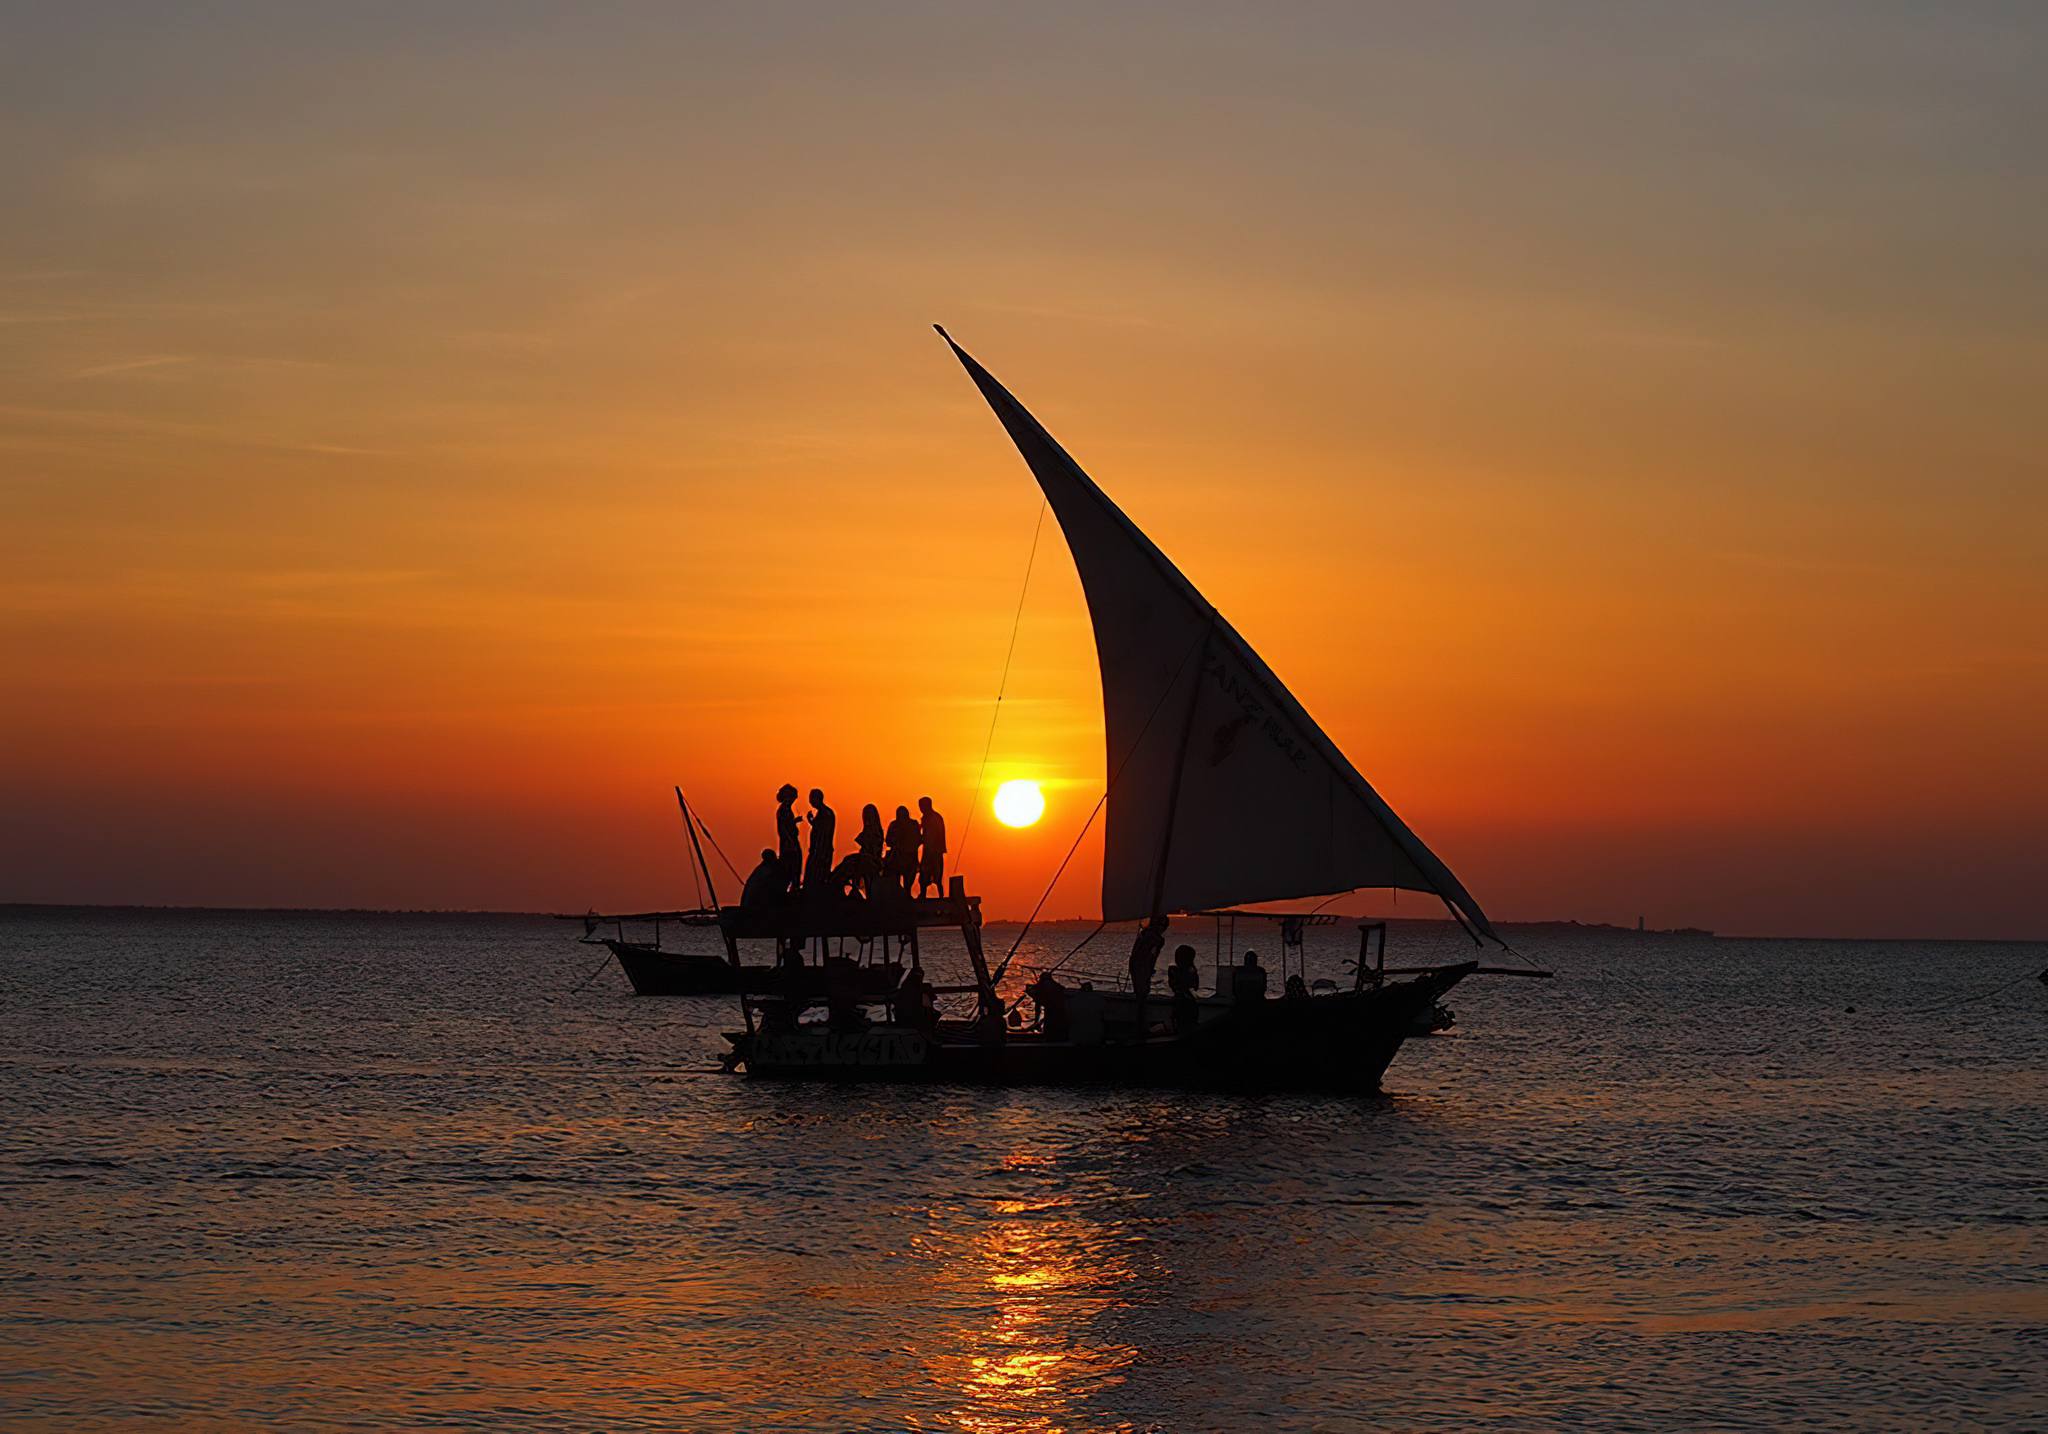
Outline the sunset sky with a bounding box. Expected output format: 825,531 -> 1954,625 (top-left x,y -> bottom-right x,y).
4,4 -> 2043,937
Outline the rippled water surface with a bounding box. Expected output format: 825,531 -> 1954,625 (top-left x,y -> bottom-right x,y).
2,909 -> 2044,1430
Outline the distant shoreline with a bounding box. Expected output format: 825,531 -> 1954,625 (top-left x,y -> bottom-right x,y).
3,902 -> 2042,944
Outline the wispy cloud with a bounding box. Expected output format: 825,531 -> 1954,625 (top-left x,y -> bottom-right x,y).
69,354 -> 194,379
0,403 -> 404,460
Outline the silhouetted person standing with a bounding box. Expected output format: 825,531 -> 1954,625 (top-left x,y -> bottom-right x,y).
1128,914 -> 1166,1029
803,788 -> 835,894
884,804 -> 921,898
916,797 -> 947,898
1233,950 -> 1268,1003
852,803 -> 885,898
741,848 -> 784,910
774,784 -> 802,893
1167,943 -> 1200,1034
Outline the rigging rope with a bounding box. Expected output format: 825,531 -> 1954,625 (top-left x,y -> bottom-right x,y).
1493,936 -> 1554,975
686,808 -> 745,883
989,802 -> 1105,985
569,946 -> 616,993
954,498 -> 1048,878
1001,918 -> 1108,1015
1907,968 -> 2040,1016
677,799 -> 704,910
993,626 -> 1214,978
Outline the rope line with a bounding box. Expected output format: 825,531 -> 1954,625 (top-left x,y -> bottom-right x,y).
687,808 -> 745,883
677,802 -> 704,910
1001,919 -> 1108,1014
955,498 -> 1048,877
570,946 -> 616,993
991,794 -> 1107,985
1909,968 -> 2039,1015
1495,936 -> 1554,975
993,626 -> 1214,977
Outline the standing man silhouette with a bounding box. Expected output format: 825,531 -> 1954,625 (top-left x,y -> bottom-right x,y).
852,803 -> 885,898
1128,914 -> 1167,1031
916,796 -> 947,898
803,788 -> 836,895
774,784 -> 803,894
1167,943 -> 1201,1034
884,804 -> 921,898
1233,950 -> 1269,1003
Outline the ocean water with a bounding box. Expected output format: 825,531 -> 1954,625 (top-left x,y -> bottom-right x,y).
1,907 -> 2043,1431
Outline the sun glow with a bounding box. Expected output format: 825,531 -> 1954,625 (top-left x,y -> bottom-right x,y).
992,779 -> 1046,829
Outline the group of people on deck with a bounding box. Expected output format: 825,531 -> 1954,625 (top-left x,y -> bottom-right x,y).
740,786 -> 948,909
1023,918 -> 1275,1042
1125,916 -> 1270,1032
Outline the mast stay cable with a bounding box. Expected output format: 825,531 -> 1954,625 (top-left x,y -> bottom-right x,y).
674,787 -> 705,910
683,805 -> 745,883
991,626 -> 1213,983
954,498 -> 1048,879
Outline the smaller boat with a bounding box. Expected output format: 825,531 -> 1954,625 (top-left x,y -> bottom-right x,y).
573,909 -> 741,995
567,904 -> 920,999
564,789 -> 957,999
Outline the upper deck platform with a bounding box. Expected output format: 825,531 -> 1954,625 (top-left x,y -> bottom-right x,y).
718,889 -> 982,942
566,885 -> 984,944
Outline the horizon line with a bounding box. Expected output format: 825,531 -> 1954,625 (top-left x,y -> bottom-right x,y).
2,900 -> 2043,945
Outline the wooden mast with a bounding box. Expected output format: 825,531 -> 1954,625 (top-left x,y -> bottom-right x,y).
675,787 -> 721,910
678,787 -> 740,968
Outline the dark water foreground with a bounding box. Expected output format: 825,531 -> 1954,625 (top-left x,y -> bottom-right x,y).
1,909 -> 2043,1431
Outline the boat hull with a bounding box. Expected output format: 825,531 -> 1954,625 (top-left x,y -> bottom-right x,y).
729,964 -> 1473,1093
607,941 -> 741,995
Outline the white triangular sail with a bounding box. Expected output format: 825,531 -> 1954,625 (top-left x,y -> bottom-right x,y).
941,329 -> 1497,942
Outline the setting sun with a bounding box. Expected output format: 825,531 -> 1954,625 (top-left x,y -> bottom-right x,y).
992,780 -> 1046,829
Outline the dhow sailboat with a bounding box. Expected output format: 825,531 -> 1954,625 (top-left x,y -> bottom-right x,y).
724,330 -> 1542,1091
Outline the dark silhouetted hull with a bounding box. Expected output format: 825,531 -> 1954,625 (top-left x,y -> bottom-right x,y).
607,941 -> 904,1000
607,941 -> 741,995
729,964 -> 1472,1093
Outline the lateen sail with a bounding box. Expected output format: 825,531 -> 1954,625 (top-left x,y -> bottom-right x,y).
941,329 -> 1497,942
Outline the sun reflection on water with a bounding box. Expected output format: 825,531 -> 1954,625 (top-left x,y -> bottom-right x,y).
917,1169 -> 1144,1434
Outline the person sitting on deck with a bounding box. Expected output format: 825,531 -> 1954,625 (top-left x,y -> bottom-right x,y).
899,962 -> 941,1034
1167,943 -> 1200,1033
774,784 -> 803,893
828,851 -> 865,897
1233,950 -> 1269,1003
1026,972 -> 1072,1041
741,848 -> 785,910
915,797 -> 947,898
884,804 -> 921,898
973,986 -> 1007,1043
1284,973 -> 1309,1001
803,789 -> 836,895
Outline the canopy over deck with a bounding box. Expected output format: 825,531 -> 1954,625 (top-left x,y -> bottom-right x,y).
719,891 -> 983,942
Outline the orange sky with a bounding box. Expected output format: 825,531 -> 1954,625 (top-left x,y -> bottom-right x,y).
3,5 -> 2044,936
